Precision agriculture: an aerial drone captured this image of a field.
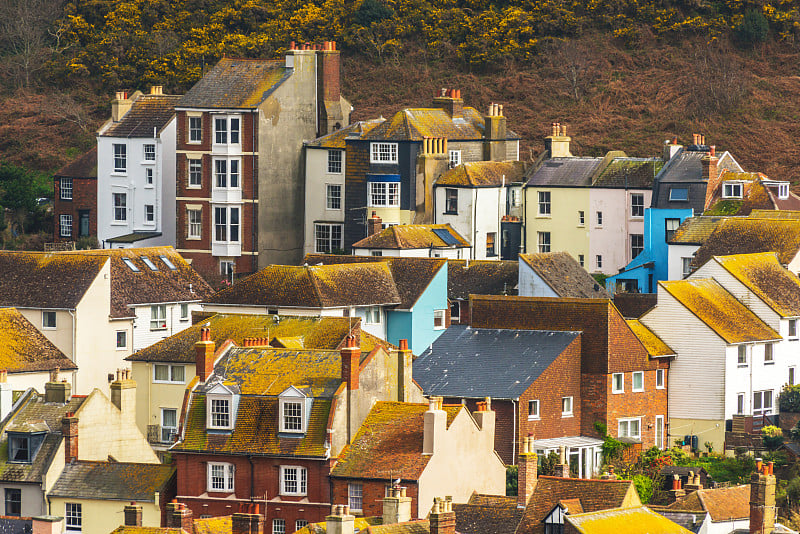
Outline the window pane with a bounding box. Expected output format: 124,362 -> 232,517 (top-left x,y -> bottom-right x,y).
230,208 -> 240,242
230,118 -> 240,144
154,364 -> 169,381
215,118 -> 227,144
171,365 -> 185,382
283,401 -> 303,431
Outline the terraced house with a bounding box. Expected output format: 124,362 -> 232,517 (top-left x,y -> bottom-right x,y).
53,147 -> 97,244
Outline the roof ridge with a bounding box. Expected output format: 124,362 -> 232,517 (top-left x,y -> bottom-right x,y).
305,266 -> 327,308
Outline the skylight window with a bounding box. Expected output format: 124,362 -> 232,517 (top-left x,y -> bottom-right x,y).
141,257 -> 158,271
159,255 -> 177,270
122,258 -> 140,272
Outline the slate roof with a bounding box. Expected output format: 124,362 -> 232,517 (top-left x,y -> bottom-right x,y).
205,263 -> 401,308
0,252 -> 107,309
330,401 -> 462,480
48,460 -> 174,501
55,146 -> 97,179
0,390 -> 87,484
668,216 -> 728,245
107,232 -> 162,244
592,158 -> 663,188
519,252 -> 610,299
455,493 -> 524,534
657,278 -> 779,344
525,158 -> 602,187
665,484 -> 749,521
656,149 -> 741,184
363,107 -> 519,141
127,314 -> 390,363
447,260 -> 518,300
101,94 -> 181,137
436,161 -> 527,187
303,255 -> 447,310
612,293 -> 657,319
178,58 -> 290,109
626,319 -> 675,357
352,224 -> 470,250
306,120 -> 384,149
713,253 -> 800,318
565,506 -> 691,534
691,217 -> 800,269
0,308 -> 77,372
70,247 -> 213,318
414,325 -> 580,399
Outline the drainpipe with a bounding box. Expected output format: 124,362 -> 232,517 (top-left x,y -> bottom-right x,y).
472,189 -> 478,260
512,398 -> 517,465
251,110 -> 257,274
68,309 -> 77,392
248,455 -> 255,502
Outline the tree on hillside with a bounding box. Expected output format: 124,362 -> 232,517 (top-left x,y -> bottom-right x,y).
0,0 -> 65,88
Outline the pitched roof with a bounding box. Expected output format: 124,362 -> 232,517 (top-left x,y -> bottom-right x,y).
591,158 -> 663,188
330,401 -> 462,480
656,149 -> 741,184
306,120 -> 384,149
0,308 -> 77,372
515,477 -> 639,534
658,278 -> 779,343
178,58 -> 290,109
101,94 -> 181,137
55,146 -> 97,179
525,158 -> 602,187
111,528 -> 187,534
193,516 -> 233,534
298,517 -> 383,534
205,263 -> 401,308
455,498 -> 524,534
749,209 -> 800,219
302,255 -> 447,310
565,506 -> 691,534
0,252 -> 107,309
48,460 -> 174,501
612,293 -> 657,319
519,252 -> 610,299
626,319 -> 675,357
352,225 -> 470,250
447,260 -> 518,300
436,161 -> 527,187
712,252 -> 800,317
666,484 -> 750,521
127,314 -> 390,363
691,217 -> 800,269
363,107 -> 518,141
668,216 -> 728,245
414,326 -> 579,399
67,247 -> 213,318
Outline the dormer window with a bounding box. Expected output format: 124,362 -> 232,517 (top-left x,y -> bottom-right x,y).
722,182 -> 743,199
279,386 -> 308,434
8,432 -> 45,464
206,385 -> 236,430
780,183 -> 790,200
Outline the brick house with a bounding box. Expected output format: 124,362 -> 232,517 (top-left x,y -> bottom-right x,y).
53,147 -> 97,243
170,329 -> 424,525
445,259 -> 518,325
175,42 -> 350,279
468,295 -> 670,453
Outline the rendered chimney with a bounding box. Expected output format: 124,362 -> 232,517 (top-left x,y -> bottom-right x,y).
397,339 -> 412,402
150,85 -> 163,95
553,445 -> 570,478
111,91 -> 133,122
45,368 -> 71,404
110,368 -> 136,422
662,137 -> 682,161
483,103 -> 508,161
368,211 -> 383,237
61,413 -> 79,464
383,486 -> 412,524
750,460 -> 776,534
517,435 -> 538,508
195,327 -> 215,381
124,502 -> 143,526
544,122 -> 572,158
684,470 -> 702,493
326,505 -> 355,534
423,397 -> 446,455
341,334 -> 361,391
429,497 -> 456,534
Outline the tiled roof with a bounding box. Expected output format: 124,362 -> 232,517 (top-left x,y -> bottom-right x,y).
414,326 -> 579,399
691,217 -> 800,269
612,293 -> 657,319
352,224 -> 470,250
592,158 -> 662,188
447,260 -> 518,300
668,216 -> 728,245
55,146 -> 97,179
436,161 -> 527,187
467,493 -> 516,507
331,401 -> 461,480
666,484 -> 749,521
178,58 -> 290,109
101,94 -> 181,137
306,120 -> 384,149
48,460 -> 174,501
111,528 -> 187,534
205,263 -> 401,308
0,252 -> 107,309
455,497 -> 524,534
749,209 -> 800,219
519,252 -> 610,299
127,314 -> 390,363
0,308 -> 77,372
0,390 -> 87,484
626,319 -> 675,357
363,107 -> 518,141
565,506 -> 692,534
298,516 -> 382,534
525,158 -> 601,187
193,516 -> 232,534
713,253 -> 800,317
365,521 -> 431,534
68,247 -> 213,318
515,477 -> 639,534
658,278 -> 779,343
302,255 -> 447,310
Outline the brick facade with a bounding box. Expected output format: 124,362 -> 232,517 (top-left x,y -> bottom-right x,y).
330,479 -> 420,519
52,147 -> 98,243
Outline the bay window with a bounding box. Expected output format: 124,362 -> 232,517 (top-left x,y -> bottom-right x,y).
368,182 -> 399,207
214,206 -> 240,242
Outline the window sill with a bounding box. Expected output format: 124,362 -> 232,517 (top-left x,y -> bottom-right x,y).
536,215 -> 551,219
443,211 -> 458,216
187,185 -> 202,190
141,161 -> 156,165
737,364 -> 748,368
612,390 -> 624,394
116,347 -> 128,351
765,362 -> 775,365
527,416 -> 540,421
111,221 -> 128,226
153,380 -> 185,385
60,198 -> 73,202
656,386 -> 665,390
186,236 -> 202,241
632,389 -> 644,393
144,185 -> 155,189
561,414 -> 573,418
111,172 -> 127,176
486,254 -> 498,258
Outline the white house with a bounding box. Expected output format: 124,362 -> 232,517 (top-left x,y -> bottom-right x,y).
97,87 -> 179,248
351,221 -> 471,259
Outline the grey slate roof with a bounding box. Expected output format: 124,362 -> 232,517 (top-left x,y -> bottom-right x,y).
525,158 -> 601,187
178,58 -> 290,109
48,460 -> 175,501
413,326 -> 579,399
101,95 -> 181,138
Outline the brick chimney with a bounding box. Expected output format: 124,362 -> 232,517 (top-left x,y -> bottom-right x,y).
233,503 -> 264,534
111,91 -> 132,122
110,368 -> 136,423
61,413 -> 78,464
750,460 -> 776,534
124,502 -> 143,526
45,368 -> 71,404
552,445 -> 570,478
397,339 -> 412,402
383,486 -> 412,524
195,327 -> 215,382
544,123 -> 572,158
166,501 -> 193,531
368,211 -> 383,237
423,397 -> 446,455
429,497 -> 455,534
517,435 -> 538,508
432,88 -> 463,118
483,103 -> 508,162
341,334 -> 361,391
669,474 -> 686,503
702,146 -> 720,210
326,505 -> 355,534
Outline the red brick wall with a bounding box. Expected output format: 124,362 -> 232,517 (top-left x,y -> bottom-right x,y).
53,176 -> 97,242
605,366 -> 669,449
331,479 -> 420,519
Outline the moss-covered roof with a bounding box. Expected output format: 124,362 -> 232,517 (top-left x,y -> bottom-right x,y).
352,224 -> 470,250
48,460 -> 175,501
307,120 -> 384,149
668,216 -> 728,245
691,217 -> 800,269
713,252 -> 800,318
0,308 -> 77,372
592,158 -> 662,188
193,516 -> 232,534
659,278 -> 779,344
447,260 -> 518,300
566,506 -> 691,534
101,94 -> 181,138
519,252 -> 610,299
625,319 -> 675,357
178,58 -> 289,109
55,146 -> 97,179
297,517 -> 383,534
331,401 -> 462,480
749,210 -> 800,219
111,528 -> 187,534
436,161 -> 527,187
364,107 -> 518,141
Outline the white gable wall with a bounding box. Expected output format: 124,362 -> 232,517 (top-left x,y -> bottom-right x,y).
518,261 -> 559,297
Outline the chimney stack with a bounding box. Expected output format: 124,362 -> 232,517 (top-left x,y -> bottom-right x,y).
111,91 -> 132,122
517,435 -> 538,508
341,335 -> 361,391
397,339 -> 412,402
423,397 -> 446,455
663,137 -> 682,161
61,413 -> 79,464
684,471 -> 702,493
195,327 -> 215,382
124,502 -> 143,527
326,505 -> 355,534
553,445 -> 570,478
484,103 -> 508,161
670,474 -> 686,503
149,85 -> 163,95
166,501 -> 194,531
750,460 -> 776,534
432,88 -> 463,118
383,486 -> 412,525
544,122 -> 572,158
702,148 -> 720,210
45,368 -> 71,404
233,503 -> 265,534
110,368 -> 136,422
429,497 -> 456,534
367,211 -> 383,237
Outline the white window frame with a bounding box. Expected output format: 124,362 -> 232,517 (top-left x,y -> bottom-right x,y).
150,304 -> 167,330
364,306 -> 381,325
527,399 -> 540,420
180,303 -> 189,321
790,367 -> 796,386
143,144 -> 156,161
631,234 -> 644,259
665,218 -> 680,242
207,395 -> 233,430
153,364 -> 185,384
737,393 -> 745,414
434,310 -> 446,330
65,502 -> 82,532
596,255 -> 603,269
280,398 -> 306,433
486,232 -> 496,257
538,232 -> 551,253
188,209 -> 202,240
213,158 -> 240,189
145,204 -> 155,223
189,116 -> 202,143
753,390 -> 773,417
60,214 -> 73,238
618,418 -> 641,439
764,343 -> 774,364
681,257 -> 693,279
213,115 -> 241,146
779,183 -> 790,199
280,466 -> 308,496
145,167 -> 154,186
368,181 -> 399,207
538,191 -> 551,216
612,373 -> 624,393
790,319 -> 798,339
42,311 -> 56,330
630,193 -> 644,217
370,142 -> 398,163
207,462 -> 235,492
113,144 -> 126,173
578,254 -> 584,267
327,150 -> 343,174
737,345 -> 748,367
326,184 -> 342,210
188,159 -> 202,188
656,369 -> 665,389
655,415 -> 665,449
578,210 -> 584,226
348,483 -> 363,512
296,520 -> 308,531
448,150 -> 461,168
113,192 -> 127,222
722,182 -> 743,199
561,396 -> 573,417
116,330 -> 127,350
445,188 -> 458,214
273,519 -> 286,534
213,206 -> 240,243
60,177 -> 73,200
314,223 -> 343,254
161,408 -> 178,443
632,371 -> 644,392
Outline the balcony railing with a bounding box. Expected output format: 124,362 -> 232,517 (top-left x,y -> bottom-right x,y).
147,425 -> 177,445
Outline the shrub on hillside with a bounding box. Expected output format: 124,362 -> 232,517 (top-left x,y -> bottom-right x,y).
735,9 -> 769,47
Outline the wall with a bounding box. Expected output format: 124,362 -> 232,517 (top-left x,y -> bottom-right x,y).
408,265 -> 448,355
518,261 -> 560,298
160,117 -> 177,246
588,188 -> 652,276
48,497 -> 162,533
0,483 -> 45,518
16,308 -> 75,359
132,302 -> 201,351
6,371 -> 76,393
524,186 -> 590,269
435,186 -> 507,261
330,479 -> 419,519
304,147 -> 346,255
132,361 -> 196,439
667,244 -> 700,280
353,247 -> 465,259
53,176 -> 97,243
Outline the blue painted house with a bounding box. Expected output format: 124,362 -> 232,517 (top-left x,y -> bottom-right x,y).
605,208 -> 693,294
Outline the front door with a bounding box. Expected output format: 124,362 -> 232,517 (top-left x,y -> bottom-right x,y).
78,211 -> 90,237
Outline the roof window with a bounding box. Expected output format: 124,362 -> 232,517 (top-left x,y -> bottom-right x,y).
141,256 -> 158,271
159,255 -> 177,270
122,258 -> 140,272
